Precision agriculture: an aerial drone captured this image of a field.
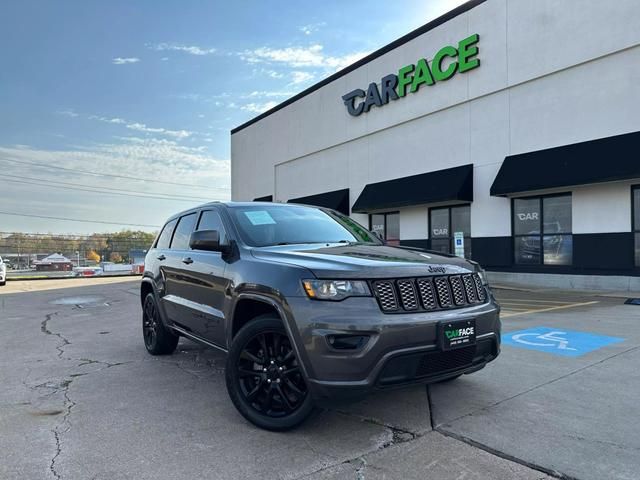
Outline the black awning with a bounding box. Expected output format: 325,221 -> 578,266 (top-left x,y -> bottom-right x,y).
351,164 -> 473,213
253,195 -> 273,202
288,188 -> 350,215
491,131 -> 640,196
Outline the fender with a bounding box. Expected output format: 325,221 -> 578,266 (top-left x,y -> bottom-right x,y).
140,276 -> 172,328
228,291 -> 314,380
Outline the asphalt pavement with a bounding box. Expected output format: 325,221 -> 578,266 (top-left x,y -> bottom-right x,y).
1,279 -> 638,480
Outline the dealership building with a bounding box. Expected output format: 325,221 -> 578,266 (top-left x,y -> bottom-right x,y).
231,0 -> 640,289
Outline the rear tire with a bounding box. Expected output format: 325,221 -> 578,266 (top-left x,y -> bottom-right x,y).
225,315 -> 315,431
142,293 -> 179,355
0,281 -> 5,287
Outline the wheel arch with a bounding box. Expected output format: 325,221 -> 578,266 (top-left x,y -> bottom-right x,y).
228,293 -> 312,380
140,278 -> 155,307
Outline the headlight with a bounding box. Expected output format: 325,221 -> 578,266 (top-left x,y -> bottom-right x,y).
302,279 -> 370,301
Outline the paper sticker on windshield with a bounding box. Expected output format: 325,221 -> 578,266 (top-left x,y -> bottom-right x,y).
244,210 -> 276,225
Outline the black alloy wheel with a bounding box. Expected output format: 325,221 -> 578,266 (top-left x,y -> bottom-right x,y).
143,296 -> 158,347
142,293 -> 179,355
226,316 -> 314,430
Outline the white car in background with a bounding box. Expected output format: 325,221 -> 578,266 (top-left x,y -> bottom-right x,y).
0,256 -> 6,286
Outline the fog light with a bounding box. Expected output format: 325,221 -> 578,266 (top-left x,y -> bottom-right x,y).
327,334 -> 369,350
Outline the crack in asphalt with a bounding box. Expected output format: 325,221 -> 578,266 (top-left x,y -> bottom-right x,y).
41,312 -> 70,359
291,411 -> 417,480
160,349 -> 226,379
354,457 -> 367,480
426,385 -> 571,480
50,378 -> 75,480
37,310 -> 130,479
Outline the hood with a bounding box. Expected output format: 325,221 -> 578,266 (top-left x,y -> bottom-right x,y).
251,243 -> 475,279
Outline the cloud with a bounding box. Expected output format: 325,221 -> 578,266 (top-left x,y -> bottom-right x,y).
290,71 -> 314,85
240,44 -> 369,71
112,57 -> 140,65
87,115 -> 193,139
0,138 -> 230,232
263,69 -> 284,79
241,101 -> 279,114
126,122 -> 192,139
299,22 -> 326,35
88,115 -> 126,124
57,109 -> 79,118
0,139 -> 229,192
150,43 -> 216,56
242,90 -> 295,99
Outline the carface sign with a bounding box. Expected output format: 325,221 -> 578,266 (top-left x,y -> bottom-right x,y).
342,33 -> 480,116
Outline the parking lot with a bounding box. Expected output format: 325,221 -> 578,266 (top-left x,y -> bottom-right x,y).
1,279 -> 638,480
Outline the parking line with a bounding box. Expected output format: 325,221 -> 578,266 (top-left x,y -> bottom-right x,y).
500,301 -> 572,307
499,298 -> 579,304
501,300 -> 600,318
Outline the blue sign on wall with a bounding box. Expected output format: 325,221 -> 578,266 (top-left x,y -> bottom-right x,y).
502,326 -> 624,357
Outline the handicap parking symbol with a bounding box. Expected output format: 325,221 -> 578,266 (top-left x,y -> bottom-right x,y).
502,326 -> 624,357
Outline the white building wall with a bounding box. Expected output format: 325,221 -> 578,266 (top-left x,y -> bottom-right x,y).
573,182 -> 634,234
231,0 -> 640,240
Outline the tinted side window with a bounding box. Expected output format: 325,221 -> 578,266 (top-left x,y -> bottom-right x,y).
156,219 -> 177,249
197,210 -> 227,244
170,213 -> 198,250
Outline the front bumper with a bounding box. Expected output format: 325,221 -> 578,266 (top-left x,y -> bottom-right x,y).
283,293 -> 501,404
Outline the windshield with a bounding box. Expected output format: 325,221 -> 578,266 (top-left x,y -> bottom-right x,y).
228,205 -> 381,247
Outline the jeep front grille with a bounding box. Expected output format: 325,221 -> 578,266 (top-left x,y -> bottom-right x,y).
396,279 -> 418,310
373,280 -> 398,311
372,274 -> 487,313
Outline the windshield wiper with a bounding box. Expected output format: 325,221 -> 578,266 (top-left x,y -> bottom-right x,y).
272,240 -> 355,246
273,241 -> 319,246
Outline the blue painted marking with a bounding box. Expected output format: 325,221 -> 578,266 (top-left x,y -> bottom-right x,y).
502,326 -> 624,357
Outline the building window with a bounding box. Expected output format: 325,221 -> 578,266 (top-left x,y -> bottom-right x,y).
513,194 -> 572,265
429,205 -> 471,258
370,212 -> 400,245
633,186 -> 640,267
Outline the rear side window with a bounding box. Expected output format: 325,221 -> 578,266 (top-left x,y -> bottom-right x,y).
197,210 -> 227,244
156,219 -> 177,249
170,213 -> 198,250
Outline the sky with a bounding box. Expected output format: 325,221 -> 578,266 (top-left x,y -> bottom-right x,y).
0,0 -> 466,234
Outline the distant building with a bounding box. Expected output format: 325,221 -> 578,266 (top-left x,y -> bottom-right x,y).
129,249 -> 147,265
34,253 -> 74,272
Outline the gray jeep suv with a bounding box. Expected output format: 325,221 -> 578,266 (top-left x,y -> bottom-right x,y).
141,202 -> 500,430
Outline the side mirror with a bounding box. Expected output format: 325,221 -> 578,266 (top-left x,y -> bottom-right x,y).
189,230 -> 226,252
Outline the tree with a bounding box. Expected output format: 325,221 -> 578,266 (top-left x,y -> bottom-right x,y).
86,250 -> 101,263
109,252 -> 123,263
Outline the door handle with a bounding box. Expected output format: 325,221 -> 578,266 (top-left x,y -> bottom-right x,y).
182,257 -> 194,265
157,254 -> 166,261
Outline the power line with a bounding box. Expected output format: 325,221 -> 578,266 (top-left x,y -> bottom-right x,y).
0,231 -> 155,238
0,177 -> 216,203
0,211 -> 161,228
2,173 -> 216,200
0,157 -> 230,191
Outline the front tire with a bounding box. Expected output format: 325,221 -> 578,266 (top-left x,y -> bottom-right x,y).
225,315 -> 314,431
142,293 -> 179,355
